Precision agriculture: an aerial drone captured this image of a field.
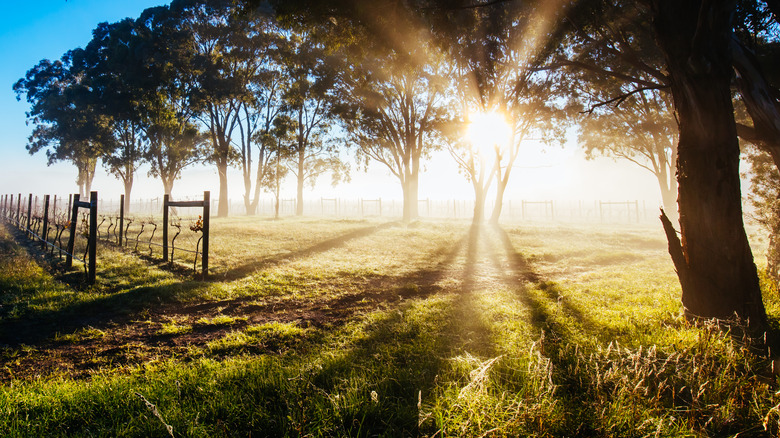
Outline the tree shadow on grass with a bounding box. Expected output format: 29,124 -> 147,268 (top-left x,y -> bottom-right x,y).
0,224 -> 470,380
492,225 -> 597,335
279,226 -> 504,436
0,280 -> 205,347
218,221 -> 401,281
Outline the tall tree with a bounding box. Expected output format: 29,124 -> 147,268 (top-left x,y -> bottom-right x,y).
578,87 -> 678,220
135,5 -> 205,196
424,0 -> 568,224
81,19 -> 148,212
652,0 -> 767,331
336,32 -> 451,223
236,17 -> 288,215
283,28 -> 347,216
172,0 -> 252,217
14,54 -> 110,196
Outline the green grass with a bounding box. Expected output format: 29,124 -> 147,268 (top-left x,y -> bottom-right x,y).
1,217 -> 780,436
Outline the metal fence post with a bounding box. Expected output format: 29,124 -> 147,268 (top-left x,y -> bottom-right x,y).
26,194 -> 32,236
42,195 -> 50,248
66,194 -> 79,269
119,194 -> 124,246
203,191 -> 210,278
88,191 -> 97,284
163,194 -> 169,262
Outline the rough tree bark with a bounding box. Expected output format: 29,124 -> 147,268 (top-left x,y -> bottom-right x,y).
652,0 -> 768,332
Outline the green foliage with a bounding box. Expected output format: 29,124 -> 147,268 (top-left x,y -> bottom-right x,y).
746,144 -> 780,281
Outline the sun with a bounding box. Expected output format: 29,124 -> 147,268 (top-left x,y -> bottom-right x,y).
466,111 -> 512,155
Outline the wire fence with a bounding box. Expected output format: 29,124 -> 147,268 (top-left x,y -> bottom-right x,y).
1,192 -> 211,282
154,196 -> 662,223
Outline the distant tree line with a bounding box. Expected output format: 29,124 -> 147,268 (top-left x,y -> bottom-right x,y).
14,0 -> 572,224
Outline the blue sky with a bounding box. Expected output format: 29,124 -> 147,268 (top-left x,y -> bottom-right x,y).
0,1 -> 662,209
0,1 -> 167,195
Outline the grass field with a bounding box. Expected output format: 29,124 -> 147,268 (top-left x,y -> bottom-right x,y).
1,216 -> 780,436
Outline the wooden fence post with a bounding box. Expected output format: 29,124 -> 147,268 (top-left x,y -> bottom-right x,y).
26,194 -> 32,236
88,191 -> 97,284
635,200 -> 640,223
17,193 -> 21,224
42,195 -> 50,248
163,194 -> 169,262
66,194 -> 79,269
203,191 -> 210,278
119,194 -> 124,246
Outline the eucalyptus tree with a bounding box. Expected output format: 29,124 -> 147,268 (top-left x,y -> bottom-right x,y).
131,5 -> 206,197
429,0 -> 567,224
649,0 -> 771,330
259,115 -> 295,219
163,0 -> 238,216
282,28 -> 347,216
236,17 -> 289,215
544,0 -> 774,331
335,30 -> 451,223
14,52 -> 110,197
578,88 -> 678,220
80,19 -> 149,212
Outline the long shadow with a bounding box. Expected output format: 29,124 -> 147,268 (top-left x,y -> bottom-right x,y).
0,279 -> 205,347
489,225 -> 625,434
0,223 -> 464,353
219,221 -> 400,281
492,225 -> 597,333
289,227 -> 508,436
444,224 -> 499,358
168,233 -> 470,328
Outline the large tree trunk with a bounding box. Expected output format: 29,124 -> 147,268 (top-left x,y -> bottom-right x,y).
243,171 -> 253,216
401,173 -> 419,223
489,177 -> 508,225
217,162 -> 229,218
123,177 -> 133,214
162,173 -> 175,197
653,0 -> 767,332
82,159 -> 96,196
472,182 -> 486,225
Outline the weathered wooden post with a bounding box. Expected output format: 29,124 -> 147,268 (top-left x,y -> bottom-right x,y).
162,194 -> 170,262
66,194 -> 79,269
202,191 -> 210,278
26,194 -> 33,236
635,200 -> 640,223
88,191 -> 97,284
119,194 -> 124,246
16,193 -> 21,224
42,195 -> 50,248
